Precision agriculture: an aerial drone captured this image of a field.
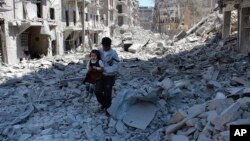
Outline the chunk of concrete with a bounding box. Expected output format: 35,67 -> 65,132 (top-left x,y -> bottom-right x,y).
116,120 -> 126,133
197,133 -> 213,141
214,92 -> 226,99
187,104 -> 205,115
231,77 -> 250,86
171,135 -> 189,141
157,41 -> 165,47
174,79 -> 190,89
227,118 -> 250,126
185,118 -> 199,127
18,134 -> 31,141
107,89 -> 132,120
128,43 -> 143,53
206,111 -> 218,122
168,109 -> 187,124
207,99 -> 234,114
123,102 -> 157,130
165,106 -> 205,134
157,78 -> 173,90
211,102 -> 241,130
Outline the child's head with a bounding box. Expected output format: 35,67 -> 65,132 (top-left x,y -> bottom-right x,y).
89,49 -> 101,61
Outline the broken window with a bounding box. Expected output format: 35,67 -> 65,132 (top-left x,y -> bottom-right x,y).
50,8 -> 55,20
118,16 -> 123,26
65,10 -> 69,26
21,32 -> 29,52
110,11 -> 113,21
93,33 -> 98,44
90,14 -> 93,20
85,13 -> 89,21
73,10 -> 76,25
36,0 -> 42,18
79,35 -> 82,44
117,5 -> 122,13
96,15 -> 99,22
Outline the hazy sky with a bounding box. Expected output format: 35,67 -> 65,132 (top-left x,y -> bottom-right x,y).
139,0 -> 154,7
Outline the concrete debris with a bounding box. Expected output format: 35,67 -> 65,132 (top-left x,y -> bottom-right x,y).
1,9 -> 250,140
171,135 -> 189,141
123,102 -> 157,130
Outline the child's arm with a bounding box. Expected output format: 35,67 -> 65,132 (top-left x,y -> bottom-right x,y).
93,60 -> 104,71
86,61 -> 92,72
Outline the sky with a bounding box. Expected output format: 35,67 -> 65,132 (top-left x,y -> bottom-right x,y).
139,0 -> 154,7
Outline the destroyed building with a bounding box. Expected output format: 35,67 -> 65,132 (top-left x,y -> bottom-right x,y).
139,6 -> 154,30
0,0 -> 140,65
116,0 -> 139,27
221,0 -> 250,55
1,0 -> 250,141
62,0 -> 83,51
99,0 -> 118,37
1,0 -> 64,64
153,0 -> 217,34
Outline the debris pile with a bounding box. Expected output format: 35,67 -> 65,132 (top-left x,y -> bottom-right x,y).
0,10 -> 249,141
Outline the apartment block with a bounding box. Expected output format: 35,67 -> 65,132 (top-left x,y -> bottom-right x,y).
62,0 -> 83,51
116,0 -> 139,27
153,0 -> 217,33
0,0 -> 64,64
100,0 -> 118,37
139,7 -> 153,30
0,0 -> 139,64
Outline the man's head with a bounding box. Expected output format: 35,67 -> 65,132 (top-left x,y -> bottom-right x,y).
101,37 -> 111,51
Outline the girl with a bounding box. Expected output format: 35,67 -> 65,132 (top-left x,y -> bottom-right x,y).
83,50 -> 104,98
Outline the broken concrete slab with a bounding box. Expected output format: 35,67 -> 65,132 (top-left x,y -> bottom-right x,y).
231,77 -> 250,87
165,105 -> 205,134
116,120 -> 127,133
123,102 -> 157,130
128,43 -> 143,53
214,92 -> 226,99
226,118 -> 250,126
168,109 -> 187,124
107,89 -> 133,120
211,102 -> 241,130
157,77 -> 173,90
197,133 -> 213,141
171,135 -> 189,141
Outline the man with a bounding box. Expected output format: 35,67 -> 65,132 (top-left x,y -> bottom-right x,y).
95,37 -> 120,112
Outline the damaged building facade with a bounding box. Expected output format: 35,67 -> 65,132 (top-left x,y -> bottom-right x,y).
139,6 -> 153,30
1,0 -> 64,64
0,0 -> 139,65
153,0 -> 217,33
221,0 -> 250,54
153,0 -> 181,33
62,0 -> 83,51
116,0 -> 139,27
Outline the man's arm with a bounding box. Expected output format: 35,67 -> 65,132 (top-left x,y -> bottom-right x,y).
104,50 -> 120,74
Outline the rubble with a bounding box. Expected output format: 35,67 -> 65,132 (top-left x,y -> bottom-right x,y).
1,8 -> 250,140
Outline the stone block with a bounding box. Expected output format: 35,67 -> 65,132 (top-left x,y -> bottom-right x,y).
211,102 -> 241,130
168,109 -> 187,124
171,135 -> 189,141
